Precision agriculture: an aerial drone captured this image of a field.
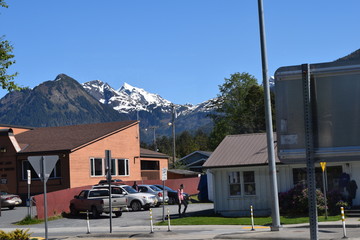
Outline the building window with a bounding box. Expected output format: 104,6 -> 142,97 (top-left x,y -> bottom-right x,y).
228,172 -> 241,196
228,171 -> 256,196
243,171 -> 256,195
110,159 -> 116,176
90,158 -> 129,177
22,160 -> 61,180
90,158 -> 103,176
117,159 -> 129,176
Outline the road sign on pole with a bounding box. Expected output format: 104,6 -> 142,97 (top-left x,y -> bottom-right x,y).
27,155 -> 59,240
28,155 -> 59,182
162,168 -> 168,181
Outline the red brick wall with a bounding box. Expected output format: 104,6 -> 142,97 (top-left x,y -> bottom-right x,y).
33,177 -> 200,219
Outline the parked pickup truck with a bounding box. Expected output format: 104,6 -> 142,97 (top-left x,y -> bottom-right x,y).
93,184 -> 157,211
69,188 -> 127,218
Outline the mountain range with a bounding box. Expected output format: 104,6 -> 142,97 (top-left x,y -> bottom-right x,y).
0,74 -> 214,142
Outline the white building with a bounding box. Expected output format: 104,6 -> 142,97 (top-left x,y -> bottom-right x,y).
203,133 -> 360,216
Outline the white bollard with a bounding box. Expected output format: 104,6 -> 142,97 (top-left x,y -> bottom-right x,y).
149,208 -> 154,233
250,205 -> 255,231
167,208 -> 171,232
340,207 -> 347,238
86,210 -> 91,234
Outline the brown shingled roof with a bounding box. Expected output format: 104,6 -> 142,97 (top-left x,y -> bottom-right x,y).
203,133 -> 279,168
15,120 -> 138,153
140,148 -> 169,158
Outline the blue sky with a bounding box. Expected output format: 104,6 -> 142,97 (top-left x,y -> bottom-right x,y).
1,1 -> 359,104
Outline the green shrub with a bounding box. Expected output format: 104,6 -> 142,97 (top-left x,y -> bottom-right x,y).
0,229 -> 32,240
279,184 -> 325,216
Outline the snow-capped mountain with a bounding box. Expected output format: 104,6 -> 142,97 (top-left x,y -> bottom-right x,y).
82,80 -> 215,141
82,80 -> 214,116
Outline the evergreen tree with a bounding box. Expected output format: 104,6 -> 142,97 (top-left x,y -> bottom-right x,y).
1,0 -> 21,91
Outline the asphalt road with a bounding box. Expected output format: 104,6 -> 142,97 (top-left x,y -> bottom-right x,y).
0,203 -> 215,238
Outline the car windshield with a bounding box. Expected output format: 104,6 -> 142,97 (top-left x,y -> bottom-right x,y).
123,185 -> 137,193
0,192 -> 8,195
150,185 -> 162,191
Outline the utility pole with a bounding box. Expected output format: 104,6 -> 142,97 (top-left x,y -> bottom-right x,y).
257,0 -> 281,231
171,104 -> 176,166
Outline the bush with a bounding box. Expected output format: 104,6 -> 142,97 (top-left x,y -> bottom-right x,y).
0,229 -> 33,240
327,190 -> 347,215
279,184 -> 325,216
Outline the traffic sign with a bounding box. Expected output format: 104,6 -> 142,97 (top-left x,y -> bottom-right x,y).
320,162 -> 327,172
161,168 -> 167,181
28,155 -> 59,182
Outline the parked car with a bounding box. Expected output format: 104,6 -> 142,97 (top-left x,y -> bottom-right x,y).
137,184 -> 169,206
98,179 -> 123,185
93,184 -> 157,211
153,184 -> 190,205
69,188 -> 127,218
0,191 -> 22,210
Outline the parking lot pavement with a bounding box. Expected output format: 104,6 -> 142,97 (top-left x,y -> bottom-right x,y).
0,206 -> 30,227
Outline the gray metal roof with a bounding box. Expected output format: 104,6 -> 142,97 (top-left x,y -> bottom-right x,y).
203,133 -> 279,168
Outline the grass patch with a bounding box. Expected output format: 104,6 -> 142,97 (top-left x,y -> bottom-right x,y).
15,215 -> 63,225
156,215 -> 341,226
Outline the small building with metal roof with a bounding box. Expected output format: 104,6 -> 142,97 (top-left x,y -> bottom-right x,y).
203,133 -> 360,216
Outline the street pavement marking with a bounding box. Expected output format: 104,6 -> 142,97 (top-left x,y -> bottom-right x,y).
242,226 -> 270,229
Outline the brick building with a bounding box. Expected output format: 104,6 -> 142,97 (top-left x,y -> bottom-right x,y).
0,121 -> 169,197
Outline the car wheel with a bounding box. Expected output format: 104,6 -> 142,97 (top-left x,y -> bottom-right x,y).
91,206 -> 100,218
131,201 -> 142,211
168,197 -> 176,205
8,206 -> 15,210
69,204 -> 78,215
115,211 -> 122,217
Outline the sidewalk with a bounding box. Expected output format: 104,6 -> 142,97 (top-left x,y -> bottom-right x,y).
59,217 -> 360,240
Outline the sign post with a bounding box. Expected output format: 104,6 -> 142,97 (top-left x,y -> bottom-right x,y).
105,150 -> 113,233
28,155 -> 59,240
161,168 -> 168,221
27,170 -> 31,216
320,162 -> 328,219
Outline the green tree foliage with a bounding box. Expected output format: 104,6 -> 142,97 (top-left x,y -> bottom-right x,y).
209,72 -> 273,149
1,0 -> 20,91
142,129 -> 211,161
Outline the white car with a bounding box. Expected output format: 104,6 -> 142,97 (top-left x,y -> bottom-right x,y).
0,192 -> 22,210
138,184 -> 169,206
93,184 -> 157,211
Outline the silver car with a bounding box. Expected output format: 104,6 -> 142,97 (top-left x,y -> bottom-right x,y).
0,191 -> 22,210
138,184 -> 169,206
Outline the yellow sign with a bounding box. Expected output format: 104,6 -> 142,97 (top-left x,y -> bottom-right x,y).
320,162 -> 327,172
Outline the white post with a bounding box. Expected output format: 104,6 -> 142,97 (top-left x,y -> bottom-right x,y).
149,208 -> 154,233
250,205 -> 255,231
341,207 -> 347,238
86,210 -> 91,234
167,208 -> 171,232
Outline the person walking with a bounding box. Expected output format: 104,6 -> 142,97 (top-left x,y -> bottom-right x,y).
177,184 -> 188,217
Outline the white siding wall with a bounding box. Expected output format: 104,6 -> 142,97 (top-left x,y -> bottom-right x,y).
212,165 -> 294,216
211,161 -> 360,216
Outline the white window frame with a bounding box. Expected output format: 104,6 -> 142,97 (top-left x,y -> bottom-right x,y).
22,160 -> 61,180
90,158 -> 129,177
117,158 -> 129,176
228,170 -> 256,197
90,158 -> 104,176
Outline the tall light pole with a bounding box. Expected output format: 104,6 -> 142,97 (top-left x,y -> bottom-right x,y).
170,104 -> 176,166
257,0 -> 281,231
148,126 -> 158,151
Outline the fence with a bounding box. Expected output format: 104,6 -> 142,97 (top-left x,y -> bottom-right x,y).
33,177 -> 200,219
